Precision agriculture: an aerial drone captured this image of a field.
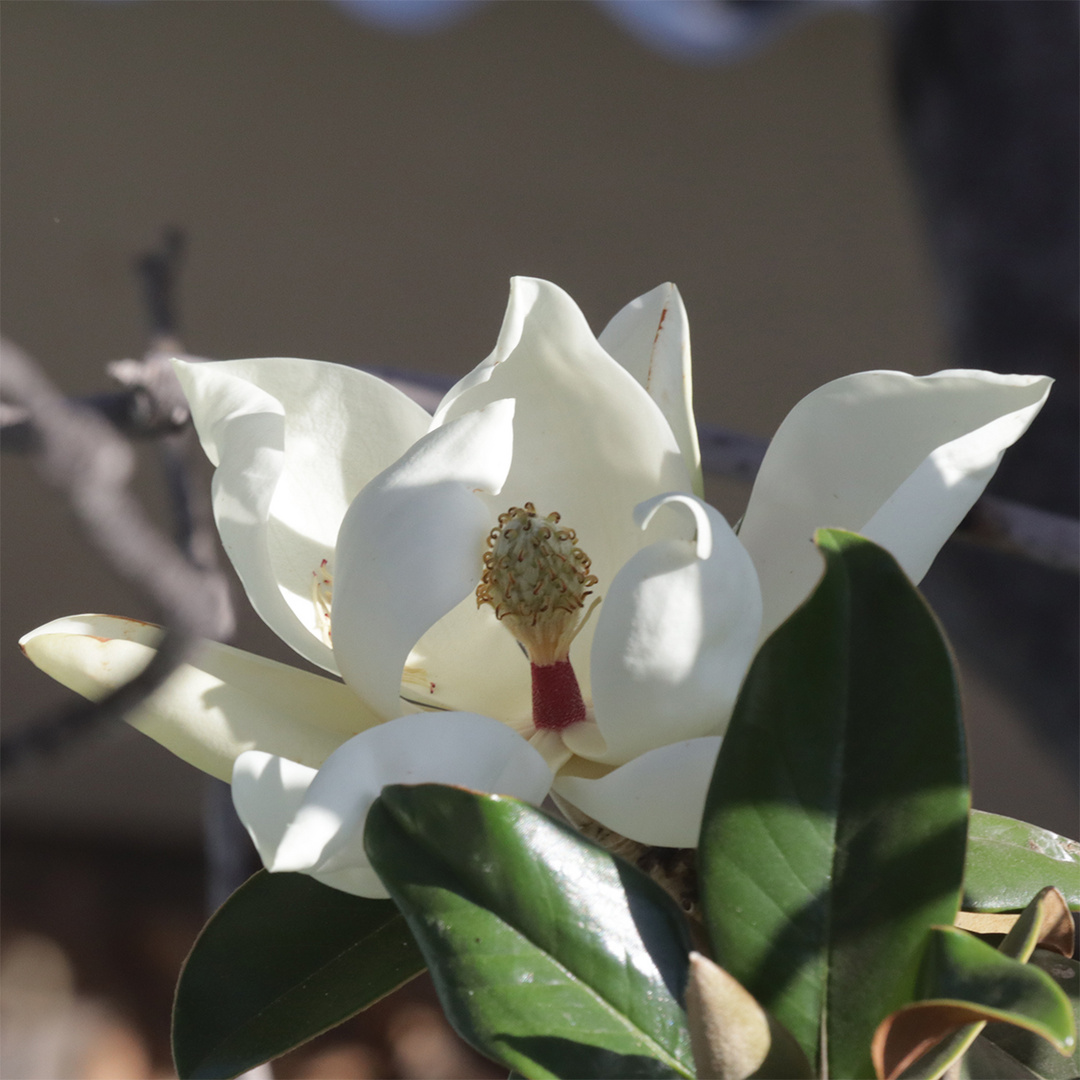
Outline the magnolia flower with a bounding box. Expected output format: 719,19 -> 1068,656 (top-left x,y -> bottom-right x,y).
21,279 -> 1050,901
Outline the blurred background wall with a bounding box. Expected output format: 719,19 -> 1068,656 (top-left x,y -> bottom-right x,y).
2,2 -> 1075,1077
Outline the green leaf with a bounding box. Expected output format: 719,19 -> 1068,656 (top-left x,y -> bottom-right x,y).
964,811 -> 1080,912
172,870 -> 424,1080
364,783 -> 696,1080
877,888 -> 1073,1079
888,928 -> 1076,1079
699,529 -> 969,1079
918,927 -> 1074,1050
996,888 -> 1074,962
981,950 -> 1080,1080
954,1035 -> 1044,1078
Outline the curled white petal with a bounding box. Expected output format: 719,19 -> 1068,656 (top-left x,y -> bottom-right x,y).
574,494 -> 761,765
598,282 -> 702,496
553,736 -> 722,848
175,358 -> 431,672
235,713 -> 554,899
330,399 -> 515,721
739,370 -> 1053,637
19,615 -> 374,781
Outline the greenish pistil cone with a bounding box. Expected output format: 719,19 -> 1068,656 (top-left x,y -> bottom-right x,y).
477,502 -> 598,667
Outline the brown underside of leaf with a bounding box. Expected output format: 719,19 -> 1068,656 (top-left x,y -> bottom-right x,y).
956,887 -> 1073,956
955,912 -> 1019,935
685,952 -> 772,1080
872,1003 -> 990,1080
1030,888 -> 1075,957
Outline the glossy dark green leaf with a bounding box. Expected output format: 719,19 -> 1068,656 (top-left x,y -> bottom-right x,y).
365,783 -> 696,1080
172,870 -> 424,1080
699,529 -> 969,1080
964,811 -> 1080,912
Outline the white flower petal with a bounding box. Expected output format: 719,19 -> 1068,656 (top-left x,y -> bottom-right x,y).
432,278 -> 694,702
528,728 -> 576,773
553,736 -> 722,848
232,751 -> 318,874
429,278 -> 533,428
255,712 -> 554,899
175,358 -> 431,672
306,864 -> 391,898
573,494 -> 761,765
331,401 -> 515,721
19,615 -> 375,781
598,282 -> 703,496
738,370 -> 1053,637
402,597 -> 533,723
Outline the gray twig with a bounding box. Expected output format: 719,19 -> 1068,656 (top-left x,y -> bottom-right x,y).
135,226 -> 185,337
697,423 -> 768,486
959,495 -> 1080,575
0,338 -> 234,772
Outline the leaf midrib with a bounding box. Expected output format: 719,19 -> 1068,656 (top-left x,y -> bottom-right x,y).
407,815 -> 695,1077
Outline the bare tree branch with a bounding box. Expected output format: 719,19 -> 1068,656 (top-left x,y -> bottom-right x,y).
0,338 -> 234,772
696,422 -> 768,486
959,495 -> 1080,575
135,226 -> 185,337
0,383 -> 190,450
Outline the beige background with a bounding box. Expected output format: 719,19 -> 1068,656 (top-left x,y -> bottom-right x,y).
2,0 -> 1072,847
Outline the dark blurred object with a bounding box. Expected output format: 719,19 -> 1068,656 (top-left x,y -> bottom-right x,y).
0,830 -> 500,1078
888,0 -> 1079,827
890,0 -> 1078,492
135,228 -> 185,339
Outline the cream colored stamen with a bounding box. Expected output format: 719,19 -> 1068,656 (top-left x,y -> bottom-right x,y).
311,558 -> 333,646
402,662 -> 437,700
477,503 -> 598,666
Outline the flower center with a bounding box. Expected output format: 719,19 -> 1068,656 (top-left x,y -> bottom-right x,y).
477,503 -> 597,731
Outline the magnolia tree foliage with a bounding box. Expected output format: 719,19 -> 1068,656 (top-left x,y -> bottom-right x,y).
22,281 -> 1076,1079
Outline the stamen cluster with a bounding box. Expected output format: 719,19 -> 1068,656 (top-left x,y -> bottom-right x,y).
477,503 -> 598,665
311,558 -> 333,646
